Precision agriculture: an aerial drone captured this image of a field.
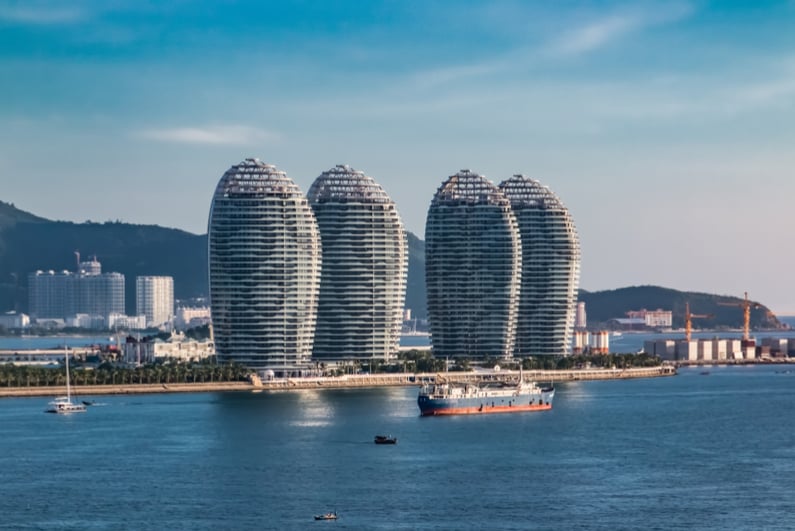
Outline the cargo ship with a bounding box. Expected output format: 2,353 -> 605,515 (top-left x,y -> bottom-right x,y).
417,378 -> 554,416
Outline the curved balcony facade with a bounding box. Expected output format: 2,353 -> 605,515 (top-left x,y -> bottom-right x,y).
425,170 -> 521,359
499,175 -> 581,357
308,165 -> 407,362
208,158 -> 321,375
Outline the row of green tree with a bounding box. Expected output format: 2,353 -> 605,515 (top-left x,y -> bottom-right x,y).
354,350 -> 662,374
0,350 -> 663,387
0,360 -> 252,388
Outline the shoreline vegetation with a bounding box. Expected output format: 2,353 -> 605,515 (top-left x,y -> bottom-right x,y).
2,356 -> 792,399
0,366 -> 679,398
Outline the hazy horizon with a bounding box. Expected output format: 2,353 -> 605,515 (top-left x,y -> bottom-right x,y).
2,1 -> 794,312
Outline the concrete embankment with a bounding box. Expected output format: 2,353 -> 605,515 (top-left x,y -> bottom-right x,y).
0,366 -> 675,398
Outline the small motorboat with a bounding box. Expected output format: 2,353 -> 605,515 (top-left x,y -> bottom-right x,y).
82,400 -> 96,406
314,511 -> 337,521
374,434 -> 397,445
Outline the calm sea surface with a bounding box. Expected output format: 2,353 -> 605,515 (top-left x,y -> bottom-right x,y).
1,365 -> 794,530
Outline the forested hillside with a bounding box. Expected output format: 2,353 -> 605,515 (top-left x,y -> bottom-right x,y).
0,201 -> 781,330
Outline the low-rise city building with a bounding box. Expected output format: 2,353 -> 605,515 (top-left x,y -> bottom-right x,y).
174,306 -> 212,330
625,308 -> 673,328
109,313 -> 147,331
0,311 -> 29,329
122,333 -> 215,364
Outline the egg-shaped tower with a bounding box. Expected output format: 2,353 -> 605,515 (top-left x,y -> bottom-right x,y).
208,158 -> 321,376
499,175 -> 581,357
307,164 -> 407,362
425,169 -> 521,359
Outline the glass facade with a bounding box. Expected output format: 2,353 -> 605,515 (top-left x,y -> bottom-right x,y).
425,170 -> 521,359
308,165 -> 407,362
499,175 -> 581,357
208,159 -> 321,375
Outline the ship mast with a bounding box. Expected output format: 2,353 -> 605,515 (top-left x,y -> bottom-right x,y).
65,346 -> 72,401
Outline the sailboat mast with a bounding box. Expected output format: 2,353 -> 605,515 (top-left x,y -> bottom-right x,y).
65,346 -> 71,401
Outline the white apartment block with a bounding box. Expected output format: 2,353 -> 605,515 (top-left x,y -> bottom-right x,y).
626,308 -> 673,328
136,276 -> 174,329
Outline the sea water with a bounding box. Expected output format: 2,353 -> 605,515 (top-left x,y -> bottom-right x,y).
1,365 -> 794,530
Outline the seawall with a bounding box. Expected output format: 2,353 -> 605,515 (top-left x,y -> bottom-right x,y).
0,366 -> 675,398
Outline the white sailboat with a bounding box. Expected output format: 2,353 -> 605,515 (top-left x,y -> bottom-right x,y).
45,347 -> 86,414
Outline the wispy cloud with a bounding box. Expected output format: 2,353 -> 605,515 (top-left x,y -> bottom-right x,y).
548,3 -> 694,57
137,125 -> 280,146
409,61 -> 506,90
404,3 -> 694,90
732,77 -> 795,108
0,5 -> 87,25
550,15 -> 642,56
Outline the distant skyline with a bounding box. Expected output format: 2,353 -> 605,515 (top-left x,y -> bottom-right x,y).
2,1 -> 794,312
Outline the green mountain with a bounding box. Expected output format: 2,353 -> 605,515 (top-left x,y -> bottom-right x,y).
0,201 -> 206,314
578,285 -> 782,330
405,231 -> 426,319
0,200 -> 782,331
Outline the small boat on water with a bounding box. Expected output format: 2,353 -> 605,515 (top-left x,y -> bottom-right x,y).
45,347 -> 86,414
47,396 -> 87,414
374,435 -> 397,444
314,511 -> 337,521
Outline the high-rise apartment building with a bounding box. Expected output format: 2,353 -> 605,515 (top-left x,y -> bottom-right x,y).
499,175 -> 581,356
28,259 -> 125,323
136,276 -> 174,329
307,164 -> 408,362
425,170 -> 521,359
208,159 -> 321,375
28,270 -> 70,320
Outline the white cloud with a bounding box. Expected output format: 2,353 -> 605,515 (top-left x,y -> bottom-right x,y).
410,62 -> 504,90
0,5 -> 86,25
551,15 -> 640,56
137,125 -> 280,146
401,3 -> 694,90
732,77 -> 795,108
547,3 -> 694,57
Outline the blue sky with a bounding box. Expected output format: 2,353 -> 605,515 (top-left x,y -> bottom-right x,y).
2,0 -> 795,313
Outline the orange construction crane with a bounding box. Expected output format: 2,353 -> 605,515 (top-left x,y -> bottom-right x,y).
717,291 -> 760,341
684,302 -> 713,342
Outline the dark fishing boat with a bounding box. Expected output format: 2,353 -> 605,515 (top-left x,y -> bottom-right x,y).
374,435 -> 397,444
314,511 -> 337,521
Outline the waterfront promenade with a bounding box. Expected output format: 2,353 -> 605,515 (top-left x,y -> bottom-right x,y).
0,366 -> 675,398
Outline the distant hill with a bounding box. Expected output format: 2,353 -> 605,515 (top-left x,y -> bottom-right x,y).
0,201 -> 207,314
0,200 -> 782,331
578,285 -> 782,331
0,201 -> 47,229
405,232 -> 426,320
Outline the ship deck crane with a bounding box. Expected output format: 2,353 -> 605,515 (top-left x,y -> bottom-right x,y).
717,291 -> 760,341
684,302 -> 713,342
